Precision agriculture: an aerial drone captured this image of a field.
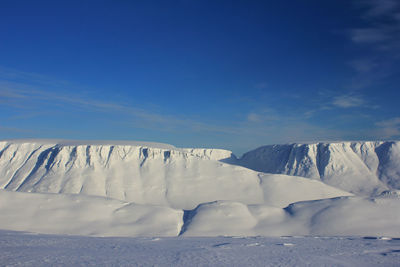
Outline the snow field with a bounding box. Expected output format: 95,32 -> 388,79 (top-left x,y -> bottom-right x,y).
1,231 -> 400,266
0,190 -> 399,237
0,190 -> 182,237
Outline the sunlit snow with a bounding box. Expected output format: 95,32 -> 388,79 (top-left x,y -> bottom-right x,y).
0,140 -> 399,266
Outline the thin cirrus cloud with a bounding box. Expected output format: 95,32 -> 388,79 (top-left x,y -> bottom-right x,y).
347,0 -> 400,89
348,59 -> 378,73
361,0 -> 398,18
0,65 -> 397,150
314,90 -> 371,110
375,117 -> 400,137
350,28 -> 390,44
0,78 -> 242,136
350,0 -> 400,51
0,76 -> 347,147
0,68 -> 328,141
254,82 -> 268,90
332,94 -> 366,108
247,113 -> 262,123
0,67 -> 192,131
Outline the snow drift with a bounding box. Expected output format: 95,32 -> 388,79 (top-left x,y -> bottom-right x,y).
0,190 -> 399,237
181,196 -> 400,237
0,190 -> 182,237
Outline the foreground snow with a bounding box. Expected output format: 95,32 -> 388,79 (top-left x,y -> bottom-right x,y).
1,230 -> 399,267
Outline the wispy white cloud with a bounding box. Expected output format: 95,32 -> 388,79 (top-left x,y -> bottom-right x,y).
1,67 -> 393,152
347,0 -> 400,91
360,0 -> 398,18
0,88 -> 28,98
0,66 -> 71,88
349,0 -> 400,51
375,117 -> 400,137
1,78 -> 381,153
254,82 -> 268,90
348,59 -> 378,73
351,0 -> 399,44
0,74 -> 244,136
309,90 -> 373,110
0,125 -> 34,134
247,113 -> 262,123
350,28 -> 390,44
245,108 -> 282,124
332,94 -> 365,108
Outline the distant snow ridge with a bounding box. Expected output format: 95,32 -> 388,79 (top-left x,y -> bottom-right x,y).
238,141 -> 400,195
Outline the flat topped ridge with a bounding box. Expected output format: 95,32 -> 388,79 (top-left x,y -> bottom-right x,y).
1,139 -> 177,149
0,139 -> 234,159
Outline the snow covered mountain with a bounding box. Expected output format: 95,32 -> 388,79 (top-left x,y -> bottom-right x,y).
238,141 -> 400,195
0,139 -> 399,238
0,140 -> 350,209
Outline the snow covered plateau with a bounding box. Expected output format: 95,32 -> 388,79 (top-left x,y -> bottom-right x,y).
0,140 -> 399,266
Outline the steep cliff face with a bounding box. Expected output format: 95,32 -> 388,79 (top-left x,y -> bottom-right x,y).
0,141 -> 244,209
238,141 -> 400,195
0,140 -> 351,210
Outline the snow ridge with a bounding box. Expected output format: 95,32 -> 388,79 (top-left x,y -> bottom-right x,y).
0,140 -> 351,210
0,141 -> 236,209
238,141 -> 400,195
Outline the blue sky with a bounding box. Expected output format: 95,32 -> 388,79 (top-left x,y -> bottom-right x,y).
1,0 -> 400,155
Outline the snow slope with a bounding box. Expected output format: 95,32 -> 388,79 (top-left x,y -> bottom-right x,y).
0,190 -> 182,237
238,141 -> 400,195
0,140 -> 351,209
0,190 -> 399,237
181,196 -> 400,237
